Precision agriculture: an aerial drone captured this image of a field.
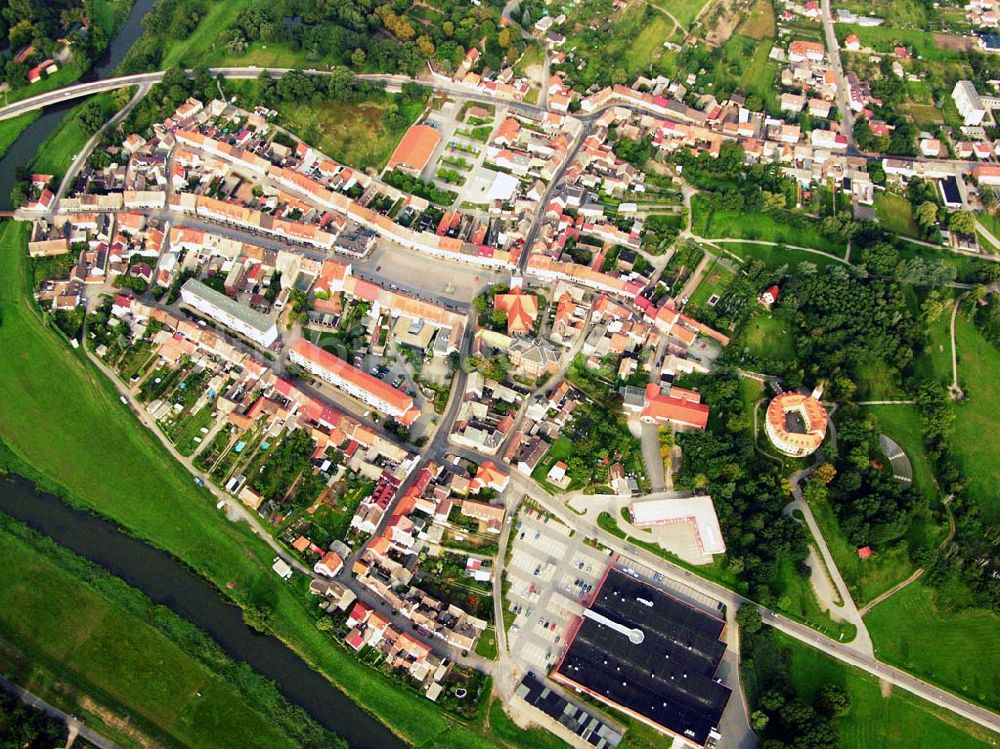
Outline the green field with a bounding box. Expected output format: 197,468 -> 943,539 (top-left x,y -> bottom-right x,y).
653,0 -> 708,28
28,90 -> 122,181
692,195 -> 844,254
854,357 -> 907,400
865,582 -> 1000,712
736,0 -> 777,39
0,515 -> 304,749
0,220 -> 567,749
746,630 -> 996,749
224,79 -> 424,172
722,240 -> 847,272
875,192 -> 920,239
951,316 -> 1000,520
806,483 -> 928,605
837,25 -> 965,61
740,314 -> 796,363
160,1 -> 248,68
623,8 -> 677,73
863,405 -> 941,506
738,40 -> 779,112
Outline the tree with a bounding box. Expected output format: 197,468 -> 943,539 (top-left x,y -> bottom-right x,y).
980,185 -> 997,213
948,210 -> 976,235
915,201 -> 938,230
737,604 -> 763,634
816,683 -> 851,718
813,462 -> 837,485
78,99 -> 107,134
498,28 -> 512,48
761,191 -> 786,213
315,617 -> 334,631
351,47 -> 366,67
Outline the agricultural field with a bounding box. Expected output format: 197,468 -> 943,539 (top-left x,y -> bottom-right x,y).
865,582 -> 1000,712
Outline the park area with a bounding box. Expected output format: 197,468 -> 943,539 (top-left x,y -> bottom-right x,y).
950,317 -> 1000,521
692,194 -> 844,254
739,314 -> 796,363
865,582 -> 1000,713
744,628 -> 996,749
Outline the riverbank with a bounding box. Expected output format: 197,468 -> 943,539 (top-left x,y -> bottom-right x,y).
0,219 -> 564,749
0,493 -> 340,749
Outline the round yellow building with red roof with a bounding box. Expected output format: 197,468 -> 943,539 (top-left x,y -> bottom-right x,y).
764,387 -> 828,457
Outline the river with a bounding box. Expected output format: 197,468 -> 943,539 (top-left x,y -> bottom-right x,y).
0,473 -> 406,749
0,0 -> 158,208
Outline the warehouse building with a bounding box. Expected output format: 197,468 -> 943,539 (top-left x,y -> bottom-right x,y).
553,569 -> 730,749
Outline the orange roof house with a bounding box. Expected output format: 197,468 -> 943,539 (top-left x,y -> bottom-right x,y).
640,383 -> 709,430
494,287 -> 539,335
386,125 -> 443,175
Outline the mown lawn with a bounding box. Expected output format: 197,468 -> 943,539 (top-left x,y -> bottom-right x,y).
863,405 -> 941,505
723,240 -> 846,272
854,357 -> 906,400
865,582 -> 1000,712
29,90 -> 121,181
764,631 -> 996,749
0,221 -> 568,749
687,258 -> 736,307
0,518 -> 301,749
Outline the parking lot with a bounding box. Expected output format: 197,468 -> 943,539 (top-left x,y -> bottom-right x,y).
506,506 -> 610,674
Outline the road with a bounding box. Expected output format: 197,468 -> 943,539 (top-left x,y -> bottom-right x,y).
518,122 -> 590,271
0,675 -> 119,749
820,0 -> 854,148
2,65 -> 992,182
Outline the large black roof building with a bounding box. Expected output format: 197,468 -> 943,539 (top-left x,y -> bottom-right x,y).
552,569 -> 731,748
